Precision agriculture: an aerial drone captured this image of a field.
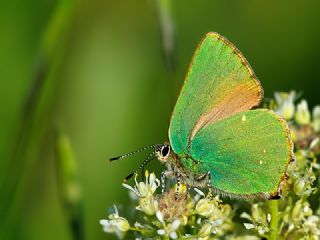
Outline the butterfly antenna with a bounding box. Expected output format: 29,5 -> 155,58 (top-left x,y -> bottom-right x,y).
109,144 -> 157,162
124,152 -> 156,182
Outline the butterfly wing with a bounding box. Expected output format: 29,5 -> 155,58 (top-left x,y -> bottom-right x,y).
189,109 -> 293,197
169,32 -> 263,155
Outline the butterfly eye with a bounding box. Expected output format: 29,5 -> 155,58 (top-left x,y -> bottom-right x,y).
161,145 -> 170,158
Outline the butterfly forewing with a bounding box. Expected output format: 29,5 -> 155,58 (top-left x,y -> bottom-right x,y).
169,32 -> 263,155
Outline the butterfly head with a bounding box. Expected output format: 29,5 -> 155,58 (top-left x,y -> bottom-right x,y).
155,143 -> 171,163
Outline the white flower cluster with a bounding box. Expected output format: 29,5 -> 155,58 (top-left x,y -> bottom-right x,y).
101,171 -> 233,239
275,90 -> 320,130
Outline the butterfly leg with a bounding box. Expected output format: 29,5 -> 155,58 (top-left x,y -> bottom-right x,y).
206,172 -> 214,199
161,171 -> 167,194
161,170 -> 175,193
196,171 -> 213,199
175,174 -> 181,199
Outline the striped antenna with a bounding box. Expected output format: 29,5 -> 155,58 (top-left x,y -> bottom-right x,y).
109,144 -> 158,162
124,152 -> 156,182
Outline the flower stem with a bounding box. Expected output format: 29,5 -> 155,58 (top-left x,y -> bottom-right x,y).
129,227 -> 142,232
268,200 -> 279,240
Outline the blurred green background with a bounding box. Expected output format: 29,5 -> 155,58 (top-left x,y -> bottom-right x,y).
0,0 -> 320,239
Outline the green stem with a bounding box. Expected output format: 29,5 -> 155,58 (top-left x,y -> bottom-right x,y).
129,227 -> 142,232
55,130 -> 84,240
153,0 -> 177,106
153,0 -> 176,73
268,200 -> 279,240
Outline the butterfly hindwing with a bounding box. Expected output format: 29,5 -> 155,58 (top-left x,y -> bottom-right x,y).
188,109 -> 293,196
169,32 -> 263,156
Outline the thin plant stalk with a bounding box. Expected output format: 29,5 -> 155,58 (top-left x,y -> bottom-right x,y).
55,130 -> 84,240
268,200 -> 279,240
153,0 -> 178,107
153,0 -> 176,73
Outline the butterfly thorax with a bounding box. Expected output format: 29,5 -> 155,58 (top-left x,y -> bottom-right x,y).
155,143 -> 210,189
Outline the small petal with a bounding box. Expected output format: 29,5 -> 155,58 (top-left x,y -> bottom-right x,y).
100,219 -> 109,225
198,223 -> 213,237
156,211 -> 164,223
138,182 -> 149,196
122,183 -> 141,197
157,229 -> 166,235
169,231 -> 178,239
139,196 -> 158,215
240,212 -> 253,221
244,223 -> 255,230
113,205 -> 119,216
194,188 -> 205,197
309,137 -> 319,150
171,219 -> 180,230
113,217 -> 130,232
134,222 -> 144,228
267,213 -> 271,223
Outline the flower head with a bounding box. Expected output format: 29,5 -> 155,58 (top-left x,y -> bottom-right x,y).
274,91 -> 296,120
100,205 -> 130,239
122,171 -> 160,215
196,198 -> 218,218
122,170 -> 160,198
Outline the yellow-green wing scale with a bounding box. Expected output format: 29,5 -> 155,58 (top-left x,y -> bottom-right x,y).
189,109 -> 293,196
168,32 -> 293,197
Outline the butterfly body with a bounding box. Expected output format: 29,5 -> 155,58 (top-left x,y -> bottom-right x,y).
155,144 -> 208,187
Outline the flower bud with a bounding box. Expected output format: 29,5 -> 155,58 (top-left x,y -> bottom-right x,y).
294,179 -> 306,195
113,217 -> 130,232
195,199 -> 215,217
138,196 -> 158,215
274,91 -> 295,120
198,223 -> 213,237
295,100 -> 311,125
312,106 -> 320,132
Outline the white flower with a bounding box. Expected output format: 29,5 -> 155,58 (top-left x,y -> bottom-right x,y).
312,105 -> 320,132
303,215 -> 320,235
122,170 -> 160,197
195,198 -> 216,217
198,223 -> 213,237
274,91 -> 296,120
122,171 -> 160,215
295,99 -> 311,125
136,194 -> 158,215
100,205 -> 130,238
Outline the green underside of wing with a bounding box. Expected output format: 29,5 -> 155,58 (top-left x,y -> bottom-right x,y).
169,33 -> 261,155
188,109 -> 292,195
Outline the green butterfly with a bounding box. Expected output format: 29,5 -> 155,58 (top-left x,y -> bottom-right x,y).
111,32 -> 294,199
